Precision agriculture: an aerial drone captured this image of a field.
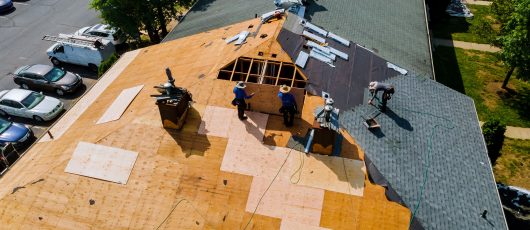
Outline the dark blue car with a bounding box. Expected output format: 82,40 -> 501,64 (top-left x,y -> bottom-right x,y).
0,117 -> 32,149
0,0 -> 14,13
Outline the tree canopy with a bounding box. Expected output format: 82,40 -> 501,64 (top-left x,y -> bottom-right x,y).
492,0 -> 530,88
91,0 -> 194,43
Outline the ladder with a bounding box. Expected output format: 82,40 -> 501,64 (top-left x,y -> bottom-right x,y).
42,34 -> 102,47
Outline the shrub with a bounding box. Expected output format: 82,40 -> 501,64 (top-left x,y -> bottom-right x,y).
470,17 -> 496,44
98,53 -> 119,77
482,117 -> 507,164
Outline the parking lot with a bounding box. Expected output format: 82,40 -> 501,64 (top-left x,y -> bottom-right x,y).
0,0 -> 102,169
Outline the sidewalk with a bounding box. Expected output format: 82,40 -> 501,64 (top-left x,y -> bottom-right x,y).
433,38 -> 500,52
479,122 -> 530,140
465,0 -> 492,6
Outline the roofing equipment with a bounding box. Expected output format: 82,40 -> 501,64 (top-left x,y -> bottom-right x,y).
302,30 -> 325,43
151,68 -> 193,130
300,20 -> 328,37
260,9 -> 285,23
387,62 -> 408,75
294,51 -> 309,68
307,93 -> 342,155
226,31 -> 250,45
309,50 -> 334,67
327,32 -> 350,47
42,34 -> 105,48
235,31 -> 250,45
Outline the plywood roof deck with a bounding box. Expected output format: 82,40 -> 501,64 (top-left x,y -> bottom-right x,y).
0,17 -> 409,229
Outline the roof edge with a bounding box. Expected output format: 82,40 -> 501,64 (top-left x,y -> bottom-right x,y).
422,0 -> 436,80
472,99 -> 510,229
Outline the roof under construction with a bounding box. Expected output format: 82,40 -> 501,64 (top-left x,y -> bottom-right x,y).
0,17 -> 412,229
341,76 -> 507,229
165,0 -> 434,77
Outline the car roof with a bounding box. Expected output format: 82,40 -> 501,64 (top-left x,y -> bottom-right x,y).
87,24 -> 114,33
0,89 -> 33,102
23,64 -> 53,76
13,65 -> 30,75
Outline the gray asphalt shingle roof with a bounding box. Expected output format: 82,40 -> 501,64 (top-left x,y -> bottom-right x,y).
305,0 -> 433,77
165,0 -> 434,77
340,76 -> 507,229
163,0 -> 272,42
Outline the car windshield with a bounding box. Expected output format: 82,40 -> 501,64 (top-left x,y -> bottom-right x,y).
0,118 -> 12,134
21,92 -> 44,109
43,67 -> 65,82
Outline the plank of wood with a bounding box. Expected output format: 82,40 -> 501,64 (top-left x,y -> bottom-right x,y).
245,176 -> 325,226
64,142 -> 138,184
96,85 -> 144,124
40,50 -> 141,142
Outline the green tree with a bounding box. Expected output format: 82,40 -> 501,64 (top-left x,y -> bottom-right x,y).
492,0 -> 530,88
482,117 -> 507,165
91,0 -> 194,43
492,0 -> 516,27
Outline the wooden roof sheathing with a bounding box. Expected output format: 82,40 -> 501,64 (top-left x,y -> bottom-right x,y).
0,18 -> 410,229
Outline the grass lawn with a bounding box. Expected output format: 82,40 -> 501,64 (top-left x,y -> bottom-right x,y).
493,138 -> 530,189
433,47 -> 530,127
431,5 -> 498,44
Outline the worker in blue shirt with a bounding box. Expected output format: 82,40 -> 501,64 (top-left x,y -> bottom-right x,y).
278,85 -> 297,127
233,81 -> 255,120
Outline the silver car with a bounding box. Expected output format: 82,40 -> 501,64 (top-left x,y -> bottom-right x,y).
0,89 -> 64,122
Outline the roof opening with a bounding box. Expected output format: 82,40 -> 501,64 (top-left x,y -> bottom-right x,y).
271,53 -> 277,58
217,57 -> 307,88
258,52 -> 264,56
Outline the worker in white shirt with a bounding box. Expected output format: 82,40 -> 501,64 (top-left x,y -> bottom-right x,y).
368,81 -> 395,112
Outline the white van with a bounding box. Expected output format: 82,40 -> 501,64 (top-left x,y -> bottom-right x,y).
44,34 -> 116,71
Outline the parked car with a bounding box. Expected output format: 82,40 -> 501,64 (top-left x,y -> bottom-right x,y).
74,24 -> 126,45
0,0 -> 14,13
0,89 -> 64,122
45,34 -> 115,71
0,117 -> 33,148
12,64 -> 83,96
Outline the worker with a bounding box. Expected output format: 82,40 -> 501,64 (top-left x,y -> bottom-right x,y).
278,85 -> 297,127
368,81 -> 395,112
233,81 -> 255,120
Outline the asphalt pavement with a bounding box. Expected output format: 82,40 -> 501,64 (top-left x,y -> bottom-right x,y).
0,0 -> 101,140
0,0 -> 103,167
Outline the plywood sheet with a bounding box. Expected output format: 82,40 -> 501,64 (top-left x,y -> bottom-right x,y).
221,139 -> 365,196
228,111 -> 269,144
245,177 -> 324,227
220,140 -> 293,181
198,106 -> 234,137
40,50 -> 141,142
64,142 -> 138,184
198,106 -> 268,143
297,154 -> 365,196
245,83 -> 305,117
96,85 -> 144,124
280,220 -> 330,230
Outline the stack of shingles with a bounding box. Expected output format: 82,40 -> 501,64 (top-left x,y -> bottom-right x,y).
295,21 -> 350,68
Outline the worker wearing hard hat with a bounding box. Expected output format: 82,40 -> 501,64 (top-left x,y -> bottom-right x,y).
368,81 -> 394,112
278,85 -> 297,127
233,81 -> 255,120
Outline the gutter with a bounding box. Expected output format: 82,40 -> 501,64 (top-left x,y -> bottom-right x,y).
472,99 -> 510,230
422,0 -> 436,80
